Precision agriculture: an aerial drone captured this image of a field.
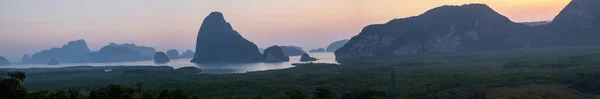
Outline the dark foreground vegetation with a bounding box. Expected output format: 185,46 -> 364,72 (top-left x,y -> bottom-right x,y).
3,46 -> 600,99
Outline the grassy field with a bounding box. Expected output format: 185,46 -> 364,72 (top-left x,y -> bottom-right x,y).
6,46 -> 600,99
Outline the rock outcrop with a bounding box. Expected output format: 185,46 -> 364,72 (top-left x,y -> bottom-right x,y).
335,4 -> 528,62
109,43 -> 156,57
0,56 -> 11,66
86,45 -> 151,63
48,58 -> 59,65
299,53 -> 318,61
191,12 -> 263,63
309,48 -> 326,53
280,46 -> 306,56
327,39 -> 350,52
154,52 -> 170,64
31,39 -> 91,63
166,49 -> 180,59
180,50 -> 195,58
262,45 -> 289,62
21,54 -> 31,64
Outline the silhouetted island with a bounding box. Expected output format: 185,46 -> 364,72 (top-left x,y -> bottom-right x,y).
179,50 -> 195,58
0,56 -> 11,66
20,54 -> 31,64
109,43 -> 156,57
262,45 -> 289,62
166,49 -> 180,59
86,44 -> 151,63
309,48 -> 326,53
280,46 -> 305,56
154,52 -> 170,64
31,39 -> 91,63
299,53 -> 318,61
327,39 -> 349,52
191,12 -> 263,63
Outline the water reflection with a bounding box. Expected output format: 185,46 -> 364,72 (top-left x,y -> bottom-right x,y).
1,53 -> 337,74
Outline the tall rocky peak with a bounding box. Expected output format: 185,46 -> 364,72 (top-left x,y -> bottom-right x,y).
192,12 -> 263,63
336,4 -> 527,62
197,12 -> 241,39
200,12 -> 232,32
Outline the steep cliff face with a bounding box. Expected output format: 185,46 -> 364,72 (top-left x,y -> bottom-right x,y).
335,4 -> 528,62
192,12 -> 263,63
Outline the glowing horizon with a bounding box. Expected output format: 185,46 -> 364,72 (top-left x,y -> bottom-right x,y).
0,0 -> 570,62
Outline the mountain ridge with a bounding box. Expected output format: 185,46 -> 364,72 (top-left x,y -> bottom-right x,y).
335,4 -> 532,62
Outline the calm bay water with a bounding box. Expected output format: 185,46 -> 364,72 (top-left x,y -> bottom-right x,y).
2,53 -> 337,74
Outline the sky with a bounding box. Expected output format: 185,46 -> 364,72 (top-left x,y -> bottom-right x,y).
0,0 -> 570,62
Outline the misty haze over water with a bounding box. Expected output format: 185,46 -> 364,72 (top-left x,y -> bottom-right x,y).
2,53 -> 336,74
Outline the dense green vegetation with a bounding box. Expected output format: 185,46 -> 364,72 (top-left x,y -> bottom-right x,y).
4,46 -> 600,99
1,68 -> 203,99
0,70 -> 367,99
